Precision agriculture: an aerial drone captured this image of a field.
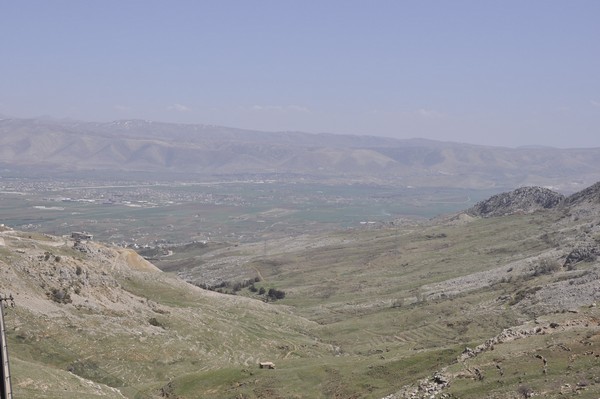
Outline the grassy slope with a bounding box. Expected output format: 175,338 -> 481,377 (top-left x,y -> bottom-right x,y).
3,205 -> 600,398
0,232 -> 329,398
166,208 -> 600,398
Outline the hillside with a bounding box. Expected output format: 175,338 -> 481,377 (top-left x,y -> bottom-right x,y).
466,186 -> 565,217
2,182 -> 600,398
151,182 -> 600,398
2,117 -> 600,190
0,229 -> 328,398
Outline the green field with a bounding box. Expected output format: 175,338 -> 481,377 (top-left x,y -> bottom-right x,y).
0,178 -> 500,245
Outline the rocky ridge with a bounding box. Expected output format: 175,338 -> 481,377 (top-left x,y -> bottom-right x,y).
467,186 -> 565,217
467,181 -> 600,219
564,181 -> 600,207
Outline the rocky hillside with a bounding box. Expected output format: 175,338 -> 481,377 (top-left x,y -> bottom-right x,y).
0,227 -> 327,398
2,117 -> 600,190
144,181 -> 600,398
564,181 -> 600,207
3,181 -> 600,398
467,186 -> 565,217
466,181 -> 600,219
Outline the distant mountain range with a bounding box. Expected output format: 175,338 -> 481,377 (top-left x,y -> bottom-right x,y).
1,117 -> 599,190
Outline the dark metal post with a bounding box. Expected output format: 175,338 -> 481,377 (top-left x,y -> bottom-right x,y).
0,294 -> 14,399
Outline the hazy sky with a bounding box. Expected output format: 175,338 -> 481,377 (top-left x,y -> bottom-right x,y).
1,1 -> 599,148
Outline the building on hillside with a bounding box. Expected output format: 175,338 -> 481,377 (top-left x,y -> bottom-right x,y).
259,362 -> 275,369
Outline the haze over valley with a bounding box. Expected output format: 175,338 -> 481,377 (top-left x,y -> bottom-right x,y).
1,116 -> 600,398
2,1 -> 600,398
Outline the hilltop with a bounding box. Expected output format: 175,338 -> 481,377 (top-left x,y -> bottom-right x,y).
2,181 -> 600,398
467,186 -> 565,217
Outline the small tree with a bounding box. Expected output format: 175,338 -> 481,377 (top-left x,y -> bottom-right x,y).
267,288 -> 286,300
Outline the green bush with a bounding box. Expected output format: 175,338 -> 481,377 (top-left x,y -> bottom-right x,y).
267,288 -> 286,300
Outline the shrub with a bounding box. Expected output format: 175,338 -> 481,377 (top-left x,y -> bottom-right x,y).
517,385 -> 533,398
148,317 -> 164,328
509,286 -> 542,306
48,288 -> 72,304
532,258 -> 560,276
267,288 -> 286,300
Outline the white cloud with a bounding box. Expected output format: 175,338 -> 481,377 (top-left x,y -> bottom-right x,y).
167,103 -> 191,112
417,108 -> 445,118
591,100 -> 600,108
287,105 -> 310,112
250,104 -> 310,113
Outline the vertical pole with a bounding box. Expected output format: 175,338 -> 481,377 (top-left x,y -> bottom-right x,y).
0,295 -> 13,399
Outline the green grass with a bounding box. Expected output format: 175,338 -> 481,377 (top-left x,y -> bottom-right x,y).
0,183 -> 496,245
445,310 -> 600,398
4,186 -> 600,399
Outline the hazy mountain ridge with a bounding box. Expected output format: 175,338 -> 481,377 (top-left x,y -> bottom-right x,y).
2,117 -> 600,189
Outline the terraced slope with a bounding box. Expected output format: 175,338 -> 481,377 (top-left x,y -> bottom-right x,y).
2,183 -> 600,398
161,184 -> 600,398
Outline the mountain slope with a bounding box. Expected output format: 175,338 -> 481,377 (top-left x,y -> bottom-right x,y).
144,181 -> 600,398
467,186 -> 565,217
2,117 -> 600,190
3,182 -> 600,398
0,229 -> 327,398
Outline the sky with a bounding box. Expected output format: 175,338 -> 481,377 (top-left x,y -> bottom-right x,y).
1,0 -> 599,148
